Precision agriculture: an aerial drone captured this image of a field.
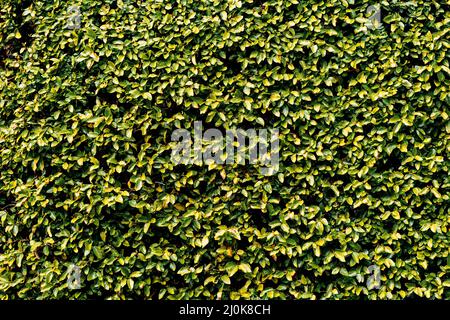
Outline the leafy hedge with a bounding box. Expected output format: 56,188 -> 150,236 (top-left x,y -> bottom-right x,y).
0,0 -> 449,299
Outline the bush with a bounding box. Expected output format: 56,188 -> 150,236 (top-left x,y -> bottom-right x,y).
0,0 -> 448,299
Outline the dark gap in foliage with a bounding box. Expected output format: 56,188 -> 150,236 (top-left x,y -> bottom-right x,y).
375,149 -> 402,173
248,208 -> 269,230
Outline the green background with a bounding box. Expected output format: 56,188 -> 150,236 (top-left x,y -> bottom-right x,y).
0,0 -> 448,299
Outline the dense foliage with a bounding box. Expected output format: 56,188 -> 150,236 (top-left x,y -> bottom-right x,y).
0,0 -> 449,299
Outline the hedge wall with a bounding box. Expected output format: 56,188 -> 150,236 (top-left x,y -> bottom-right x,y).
0,0 -> 449,299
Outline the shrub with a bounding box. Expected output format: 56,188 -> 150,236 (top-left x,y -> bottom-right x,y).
0,0 -> 448,299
